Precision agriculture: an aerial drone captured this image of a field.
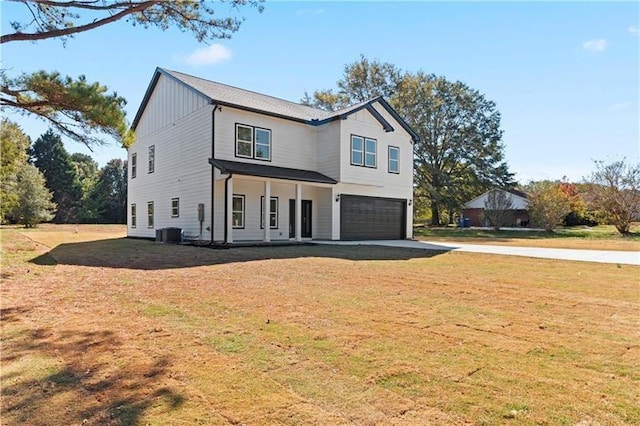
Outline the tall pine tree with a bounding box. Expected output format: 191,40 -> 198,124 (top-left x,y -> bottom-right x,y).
30,130 -> 83,223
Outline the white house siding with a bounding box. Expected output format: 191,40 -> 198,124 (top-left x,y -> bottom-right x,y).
135,75 -> 209,139
315,121 -> 341,181
128,103 -> 213,240
214,107 -> 318,171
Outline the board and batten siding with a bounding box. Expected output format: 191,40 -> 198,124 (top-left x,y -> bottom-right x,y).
135,74 -> 210,139
128,94 -> 213,239
214,106 -> 318,171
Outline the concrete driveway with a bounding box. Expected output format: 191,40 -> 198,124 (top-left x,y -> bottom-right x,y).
316,240 -> 640,266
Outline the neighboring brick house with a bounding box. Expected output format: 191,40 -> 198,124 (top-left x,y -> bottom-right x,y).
127,68 -> 419,242
462,189 -> 529,227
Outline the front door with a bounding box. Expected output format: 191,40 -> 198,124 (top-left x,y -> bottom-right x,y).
289,199 -> 312,238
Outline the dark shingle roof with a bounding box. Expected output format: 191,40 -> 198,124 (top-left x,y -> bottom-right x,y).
164,69 -> 332,122
131,68 -> 420,142
209,159 -> 337,184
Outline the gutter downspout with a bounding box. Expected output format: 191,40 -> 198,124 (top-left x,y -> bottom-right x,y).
210,103 -> 218,244
224,173 -> 233,244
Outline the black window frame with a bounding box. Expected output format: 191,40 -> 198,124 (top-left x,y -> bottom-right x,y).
350,134 -> 377,168
260,196 -> 278,229
147,201 -> 154,229
131,203 -> 136,228
232,194 -> 245,229
148,145 -> 155,174
235,123 -> 272,162
388,146 -> 400,174
131,153 -> 137,178
171,198 -> 179,218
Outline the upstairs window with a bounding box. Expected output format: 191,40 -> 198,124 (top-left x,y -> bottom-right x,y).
388,146 -> 400,174
365,138 -> 377,168
148,145 -> 155,173
255,128 -> 271,160
236,124 -> 271,161
260,196 -> 278,229
171,198 -> 179,218
236,124 -> 253,158
131,153 -> 137,178
351,135 -> 376,168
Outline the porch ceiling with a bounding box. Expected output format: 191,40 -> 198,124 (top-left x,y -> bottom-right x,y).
209,159 -> 337,184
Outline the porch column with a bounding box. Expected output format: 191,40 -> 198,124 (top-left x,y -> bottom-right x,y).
331,186 -> 340,240
295,183 -> 302,241
264,180 -> 271,242
226,176 -> 233,243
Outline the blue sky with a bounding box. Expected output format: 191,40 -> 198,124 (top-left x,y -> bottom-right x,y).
2,1 -> 638,183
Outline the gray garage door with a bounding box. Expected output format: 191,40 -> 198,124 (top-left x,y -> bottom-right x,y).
340,195 -> 406,240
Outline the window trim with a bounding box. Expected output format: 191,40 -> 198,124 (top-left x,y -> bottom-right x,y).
235,123 -> 254,159
235,123 -> 272,162
388,146 -> 400,174
364,137 -> 377,168
260,196 -> 279,229
131,153 -> 137,178
350,134 -> 377,168
350,135 -> 364,166
171,198 -> 179,218
148,145 -> 155,174
131,204 -> 136,228
147,201 -> 154,229
232,194 -> 245,229
254,127 -> 272,161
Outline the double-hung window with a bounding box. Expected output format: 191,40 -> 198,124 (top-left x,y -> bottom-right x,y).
351,135 -> 376,168
232,195 -> 245,228
131,153 -> 137,178
236,124 -> 271,161
147,201 -> 154,228
171,198 -> 179,218
255,128 -> 271,160
131,204 -> 136,228
148,145 -> 155,173
260,196 -> 278,229
388,146 -> 400,174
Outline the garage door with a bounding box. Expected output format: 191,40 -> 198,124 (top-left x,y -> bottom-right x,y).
340,195 -> 406,240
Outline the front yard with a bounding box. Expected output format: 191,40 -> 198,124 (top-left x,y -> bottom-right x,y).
2,225 -> 638,425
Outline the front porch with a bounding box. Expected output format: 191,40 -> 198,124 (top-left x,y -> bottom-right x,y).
210,159 -> 338,243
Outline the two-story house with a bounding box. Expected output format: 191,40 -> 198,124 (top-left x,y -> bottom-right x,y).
127,68 -> 419,243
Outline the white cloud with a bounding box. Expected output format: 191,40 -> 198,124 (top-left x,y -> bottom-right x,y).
582,39 -> 607,53
629,26 -> 639,35
179,44 -> 232,66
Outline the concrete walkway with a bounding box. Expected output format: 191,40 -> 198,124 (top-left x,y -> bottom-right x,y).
315,240 -> 640,266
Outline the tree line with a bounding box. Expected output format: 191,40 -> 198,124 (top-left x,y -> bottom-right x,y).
1,119 -> 127,227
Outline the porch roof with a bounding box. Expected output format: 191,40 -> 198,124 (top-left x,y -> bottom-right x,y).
209,159 -> 337,184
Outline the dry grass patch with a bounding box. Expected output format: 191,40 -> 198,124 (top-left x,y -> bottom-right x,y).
1,226 -> 638,425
